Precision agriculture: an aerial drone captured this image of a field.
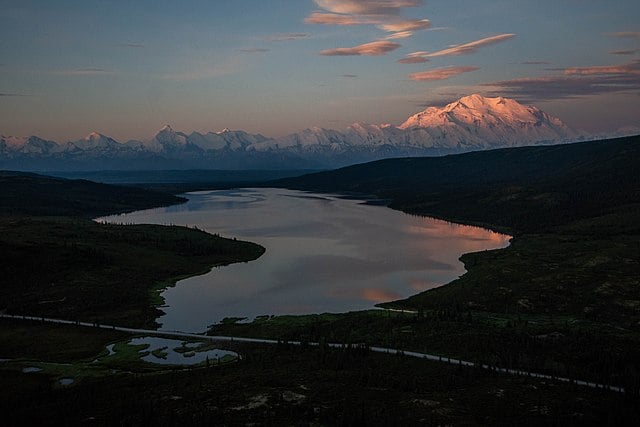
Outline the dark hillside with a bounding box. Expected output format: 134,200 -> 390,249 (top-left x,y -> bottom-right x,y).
275,135 -> 640,233
0,170 -> 185,217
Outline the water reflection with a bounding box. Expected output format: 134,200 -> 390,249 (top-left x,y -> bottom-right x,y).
100,188 -> 510,332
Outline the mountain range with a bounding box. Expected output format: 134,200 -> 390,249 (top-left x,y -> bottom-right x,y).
1,94 -> 587,171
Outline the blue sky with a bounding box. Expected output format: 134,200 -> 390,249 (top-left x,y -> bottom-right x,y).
1,0 -> 639,141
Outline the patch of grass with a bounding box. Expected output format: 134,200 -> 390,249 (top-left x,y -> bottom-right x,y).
151,347 -> 169,360
0,318 -> 126,362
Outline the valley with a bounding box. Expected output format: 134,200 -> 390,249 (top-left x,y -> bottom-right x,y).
1,135 -> 639,424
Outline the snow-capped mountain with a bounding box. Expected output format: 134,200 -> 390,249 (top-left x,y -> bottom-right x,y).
1,95 -> 587,171
398,94 -> 578,148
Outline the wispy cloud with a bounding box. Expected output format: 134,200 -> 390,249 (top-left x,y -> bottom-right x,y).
424,34 -> 515,57
340,74 -> 358,78
483,59 -> 640,101
522,61 -> 551,65
378,19 -> 431,32
305,12 -> 368,25
397,56 -> 429,64
320,40 -> 401,56
609,49 -> 639,55
385,31 -> 414,40
117,43 -> 144,48
607,31 -> 640,38
0,92 -> 31,97
269,33 -> 309,41
313,0 -> 423,16
54,68 -> 116,76
308,0 -> 429,41
564,60 -> 640,76
397,51 -> 430,64
238,48 -> 270,53
409,66 -> 479,81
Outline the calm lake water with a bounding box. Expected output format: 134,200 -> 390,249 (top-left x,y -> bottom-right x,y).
100,188 -> 510,332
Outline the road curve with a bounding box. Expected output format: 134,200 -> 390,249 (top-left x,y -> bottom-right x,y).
0,313 -> 624,393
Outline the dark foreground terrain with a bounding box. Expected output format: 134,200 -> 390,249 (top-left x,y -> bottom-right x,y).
1,136 -> 640,425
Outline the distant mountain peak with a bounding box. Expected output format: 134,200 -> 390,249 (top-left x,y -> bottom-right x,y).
86,131 -> 106,140
1,94 -> 589,171
399,94 -> 575,139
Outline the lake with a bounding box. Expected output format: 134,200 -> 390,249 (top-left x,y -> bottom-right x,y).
100,188 -> 510,332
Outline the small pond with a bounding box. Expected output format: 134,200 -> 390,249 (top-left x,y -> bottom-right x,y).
127,337 -> 238,366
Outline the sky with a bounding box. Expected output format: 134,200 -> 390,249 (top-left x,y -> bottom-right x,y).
1,0 -> 639,141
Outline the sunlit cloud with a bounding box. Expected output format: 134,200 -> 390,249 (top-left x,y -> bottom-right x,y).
483,60 -> 640,101
607,31 -> 640,38
386,31 -> 414,40
609,49 -> 640,56
398,51 -> 430,64
269,33 -> 309,41
424,34 -> 515,57
308,0 -> 429,42
397,56 -> 430,64
409,66 -> 480,81
320,40 -> 401,56
379,18 -> 431,32
305,12 -> 369,25
313,0 -> 423,16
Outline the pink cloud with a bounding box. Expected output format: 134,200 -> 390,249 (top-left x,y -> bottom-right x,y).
409,66 -> 480,81
308,0 -> 429,41
386,31 -> 415,39
320,40 -> 401,56
379,18 -> 431,32
305,12 -> 368,25
425,34 -> 515,57
313,0 -> 422,16
397,56 -> 430,64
